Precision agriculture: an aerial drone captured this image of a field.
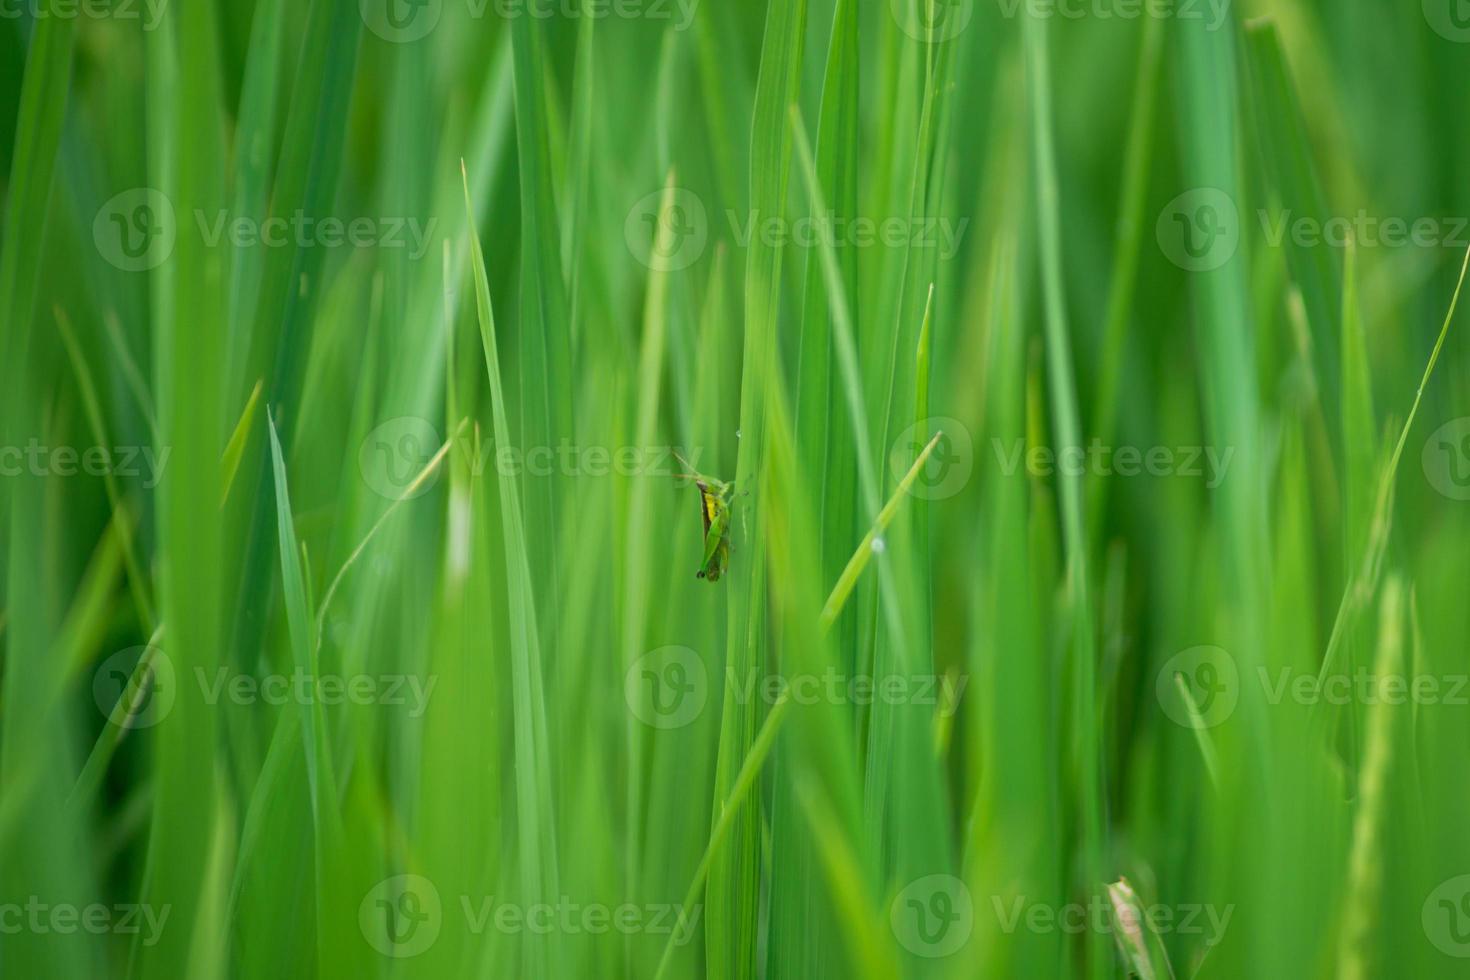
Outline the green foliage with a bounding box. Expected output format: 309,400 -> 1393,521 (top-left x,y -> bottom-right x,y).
4,1 -> 1470,977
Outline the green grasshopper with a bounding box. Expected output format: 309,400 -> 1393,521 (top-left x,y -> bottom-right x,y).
673,452 -> 736,582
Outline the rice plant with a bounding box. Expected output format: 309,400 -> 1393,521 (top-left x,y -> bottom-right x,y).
3,0 -> 1470,977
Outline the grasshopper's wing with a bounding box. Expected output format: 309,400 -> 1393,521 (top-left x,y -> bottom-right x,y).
700,489 -> 727,564
704,535 -> 730,582
696,481 -> 715,539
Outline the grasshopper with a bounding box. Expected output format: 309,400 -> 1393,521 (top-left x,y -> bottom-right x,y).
673,452 -> 737,582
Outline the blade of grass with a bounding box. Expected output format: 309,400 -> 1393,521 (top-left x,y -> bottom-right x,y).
561,0 -> 596,346
228,0 -> 362,667
508,2 -> 573,639
313,419 -> 465,654
1245,18 -> 1342,419
224,0 -> 285,404
1172,673 -> 1222,793
221,379 -> 264,508
1086,13 -> 1162,547
1336,577 -> 1403,980
266,413 -> 334,817
1315,245 -> 1469,687
707,2 -> 808,975
136,1 -> 231,974
1339,239 -> 1377,562
620,169 -> 679,955
1024,13 -> 1106,977
54,306 -> 157,634
464,161 -> 562,979
1106,878 -> 1177,980
70,624 -> 167,813
763,376 -> 897,980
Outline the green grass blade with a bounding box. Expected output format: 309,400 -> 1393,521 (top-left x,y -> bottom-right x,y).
1024,13 -> 1105,977
1316,246 -> 1470,685
464,162 -> 562,978
1086,13 -> 1162,544
221,379 -> 264,509
1245,18 -> 1343,417
707,2 -> 808,976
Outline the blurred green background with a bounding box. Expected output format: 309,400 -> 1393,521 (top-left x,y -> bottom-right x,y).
3,0 -> 1470,976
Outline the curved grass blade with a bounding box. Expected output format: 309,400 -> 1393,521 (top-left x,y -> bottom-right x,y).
1315,246 -> 1470,688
